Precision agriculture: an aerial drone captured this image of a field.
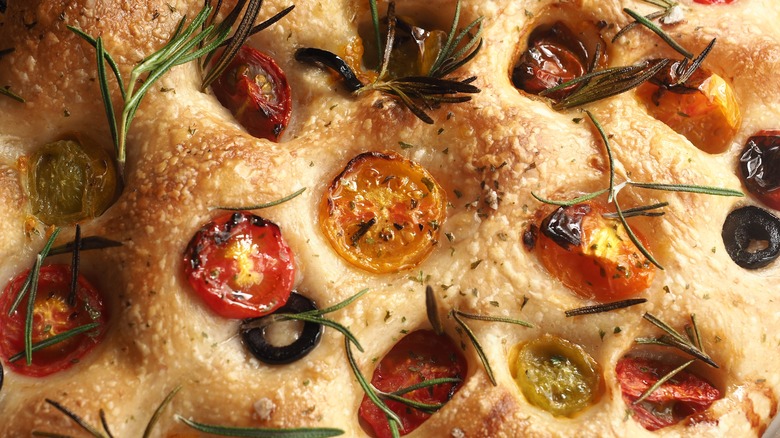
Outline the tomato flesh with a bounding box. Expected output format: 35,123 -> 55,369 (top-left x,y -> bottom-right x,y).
27,136 -> 117,226
510,334 -> 602,417
535,202 -> 656,301
739,130 -> 780,210
211,46 -> 292,142
359,330 -> 467,438
319,151 -> 446,273
693,0 -> 736,4
0,264 -> 108,377
638,63 -> 740,154
617,356 -> 720,431
183,212 -> 295,319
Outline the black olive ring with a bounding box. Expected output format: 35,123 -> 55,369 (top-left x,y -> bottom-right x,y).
721,205 -> 780,269
240,292 -> 323,365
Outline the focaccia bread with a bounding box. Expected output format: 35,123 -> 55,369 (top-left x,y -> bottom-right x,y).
0,0 -> 779,436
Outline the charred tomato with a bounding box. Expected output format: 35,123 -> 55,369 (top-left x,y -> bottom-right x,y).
534,202 -> 656,301
319,151 -> 446,274
510,334 -> 602,417
0,264 -> 108,377
739,130 -> 780,210
637,61 -> 740,154
359,330 -> 466,438
26,135 -> 118,226
512,21 -> 606,101
211,46 -> 292,142
617,356 -> 720,431
183,212 -> 295,319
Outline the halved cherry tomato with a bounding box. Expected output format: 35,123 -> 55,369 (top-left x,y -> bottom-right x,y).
26,135 -> 118,226
359,330 -> 467,438
637,62 -> 740,154
513,21 -> 607,101
0,264 -> 108,377
617,356 -> 720,431
183,212 -> 295,319
319,151 -> 446,274
211,46 -> 292,142
534,202 -> 656,301
739,130 -> 780,210
509,334 -> 602,417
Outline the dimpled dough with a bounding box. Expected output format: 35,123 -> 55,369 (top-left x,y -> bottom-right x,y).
0,0 -> 779,436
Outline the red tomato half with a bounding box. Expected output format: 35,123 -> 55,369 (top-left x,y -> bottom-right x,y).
535,202 -> 656,301
211,46 -> 292,142
183,212 -> 295,319
0,264 -> 108,377
359,330 -> 467,438
616,356 -> 720,431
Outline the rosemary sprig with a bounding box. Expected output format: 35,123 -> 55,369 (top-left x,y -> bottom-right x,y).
47,236 -> 123,256
565,298 -> 647,317
632,358 -> 695,405
8,228 -> 61,315
622,8 -> 692,59
1,85 -> 25,102
296,0 -> 482,124
178,416 -> 344,438
612,1 -> 680,44
35,399 -> 107,438
425,285 -> 444,335
532,112 -> 743,269
143,386 -> 181,438
451,309 -> 533,386
345,338 -> 403,437
67,224 -> 82,306
8,322 -> 101,362
639,313 -> 718,368
212,187 -> 307,211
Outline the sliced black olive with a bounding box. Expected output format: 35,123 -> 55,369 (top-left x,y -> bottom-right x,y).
240,292 -> 323,365
722,206 -> 780,269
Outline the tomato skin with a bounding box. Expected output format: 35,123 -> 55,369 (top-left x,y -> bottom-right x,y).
510,334 -> 602,417
27,135 -> 118,226
638,63 -> 740,154
359,330 -> 467,438
617,356 -> 720,431
183,212 -> 295,319
0,264 -> 108,377
319,151 -> 446,274
739,130 -> 780,210
535,202 -> 656,301
211,46 -> 292,142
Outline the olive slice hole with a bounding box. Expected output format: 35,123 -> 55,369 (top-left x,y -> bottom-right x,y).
240,292 -> 323,365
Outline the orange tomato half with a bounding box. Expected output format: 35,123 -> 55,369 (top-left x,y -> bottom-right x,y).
319,151 -> 446,274
535,202 -> 656,301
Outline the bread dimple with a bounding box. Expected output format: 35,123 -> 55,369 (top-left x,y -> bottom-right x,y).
1,0 -> 780,436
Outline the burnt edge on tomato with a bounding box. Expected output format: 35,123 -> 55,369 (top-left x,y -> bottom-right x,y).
540,204 -> 591,249
739,131 -> 780,207
240,292 -> 323,365
721,205 -> 780,269
617,356 -> 720,431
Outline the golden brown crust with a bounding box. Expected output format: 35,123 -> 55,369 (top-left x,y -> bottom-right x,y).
1,0 -> 779,436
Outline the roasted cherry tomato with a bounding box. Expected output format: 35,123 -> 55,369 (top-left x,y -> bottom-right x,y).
509,334 -> 602,417
359,330 -> 467,438
319,151 -> 446,274
513,21 -> 606,101
637,62 -> 740,154
617,356 -> 720,431
739,130 -> 780,210
183,212 -> 295,319
534,202 -> 656,301
211,46 -> 292,142
26,135 -> 117,226
0,264 -> 108,377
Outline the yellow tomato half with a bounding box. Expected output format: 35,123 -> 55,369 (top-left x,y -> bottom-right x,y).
319,151 -> 446,273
